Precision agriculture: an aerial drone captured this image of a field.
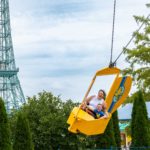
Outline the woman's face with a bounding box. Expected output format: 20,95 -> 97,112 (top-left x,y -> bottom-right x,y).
97,90 -> 104,99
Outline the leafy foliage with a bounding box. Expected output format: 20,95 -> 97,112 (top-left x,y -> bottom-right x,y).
131,91 -> 150,147
0,98 -> 11,150
130,94 -> 138,146
124,7 -> 150,94
112,111 -> 121,148
19,91 -> 83,150
94,118 -> 116,149
13,113 -> 34,150
8,91 -> 122,149
123,90 -> 150,105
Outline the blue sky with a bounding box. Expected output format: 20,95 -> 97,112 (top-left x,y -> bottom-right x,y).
9,0 -> 149,101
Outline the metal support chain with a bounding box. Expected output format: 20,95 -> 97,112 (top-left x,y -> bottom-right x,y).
109,0 -> 117,68
113,13 -> 150,65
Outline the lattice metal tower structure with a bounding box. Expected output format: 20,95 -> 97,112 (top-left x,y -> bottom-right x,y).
0,0 -> 25,111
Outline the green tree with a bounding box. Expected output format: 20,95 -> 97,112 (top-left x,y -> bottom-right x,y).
94,118 -> 116,149
13,113 -> 34,150
123,90 -> 150,105
9,109 -> 19,146
131,90 -> 150,147
130,94 -> 138,145
112,111 -> 121,148
123,92 -> 140,105
20,91 -> 81,150
9,91 -> 124,149
124,5 -> 150,97
0,98 -> 11,150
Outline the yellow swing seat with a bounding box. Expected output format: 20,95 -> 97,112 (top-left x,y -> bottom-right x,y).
67,107 -> 112,135
67,67 -> 132,135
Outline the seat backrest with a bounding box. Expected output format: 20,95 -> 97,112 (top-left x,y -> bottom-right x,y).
105,76 -> 132,114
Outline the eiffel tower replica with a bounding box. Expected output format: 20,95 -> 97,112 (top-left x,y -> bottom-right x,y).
0,0 -> 25,111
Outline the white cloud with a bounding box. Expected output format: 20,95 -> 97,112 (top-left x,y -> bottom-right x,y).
9,0 -> 149,101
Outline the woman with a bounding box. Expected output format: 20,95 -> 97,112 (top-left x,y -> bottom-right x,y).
81,89 -> 108,118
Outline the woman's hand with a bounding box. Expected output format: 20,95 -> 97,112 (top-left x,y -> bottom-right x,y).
80,101 -> 87,110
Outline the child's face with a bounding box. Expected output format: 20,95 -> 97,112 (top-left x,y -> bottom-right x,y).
97,104 -> 102,111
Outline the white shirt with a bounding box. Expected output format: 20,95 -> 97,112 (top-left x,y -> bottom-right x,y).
89,96 -> 104,110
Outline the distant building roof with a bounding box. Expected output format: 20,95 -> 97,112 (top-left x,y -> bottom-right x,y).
118,102 -> 150,121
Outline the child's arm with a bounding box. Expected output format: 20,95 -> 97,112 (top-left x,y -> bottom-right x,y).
100,111 -> 109,119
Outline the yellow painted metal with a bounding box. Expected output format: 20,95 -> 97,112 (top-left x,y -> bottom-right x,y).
67,67 -> 132,135
68,74 -> 97,132
95,67 -> 120,76
67,107 -> 111,135
106,76 -> 132,113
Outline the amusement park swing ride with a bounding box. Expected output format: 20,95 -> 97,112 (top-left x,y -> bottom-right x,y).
67,0 -> 149,135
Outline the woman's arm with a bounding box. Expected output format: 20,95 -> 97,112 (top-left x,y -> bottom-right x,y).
100,101 -> 108,119
81,95 -> 95,110
103,101 -> 107,111
85,95 -> 95,104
